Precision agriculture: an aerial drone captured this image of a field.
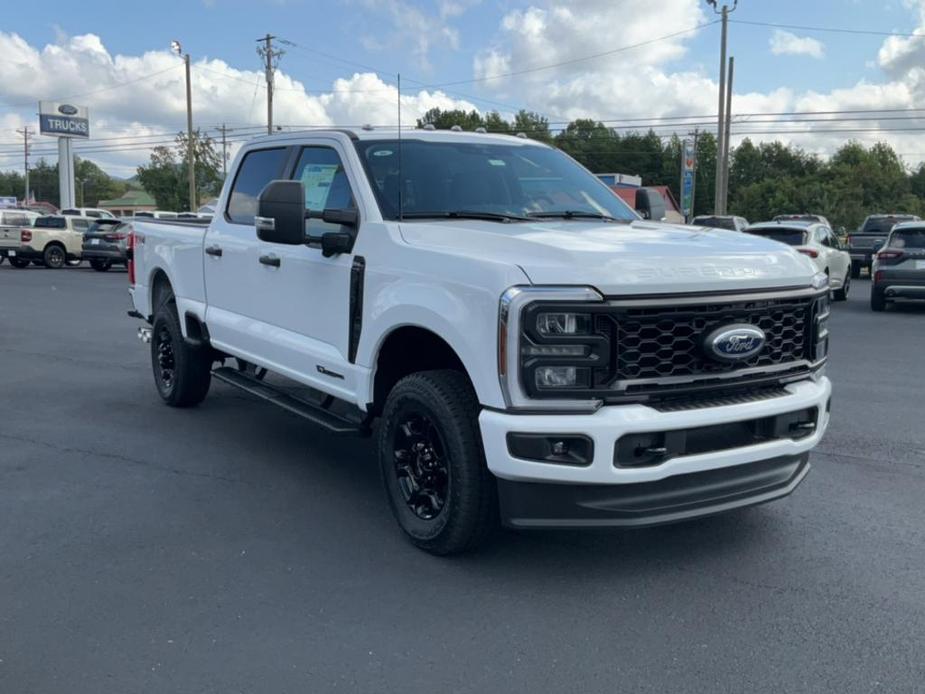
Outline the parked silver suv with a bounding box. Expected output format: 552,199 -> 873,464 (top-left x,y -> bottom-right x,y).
870,223 -> 925,311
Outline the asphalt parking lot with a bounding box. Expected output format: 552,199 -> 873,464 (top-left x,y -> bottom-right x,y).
1,263 -> 924,694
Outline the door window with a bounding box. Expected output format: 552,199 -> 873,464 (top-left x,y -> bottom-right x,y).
293,147 -> 357,234
226,148 -> 289,224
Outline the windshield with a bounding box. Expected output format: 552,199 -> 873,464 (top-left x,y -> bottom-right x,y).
861,216 -> 916,234
889,228 -> 925,248
34,216 -> 66,229
355,139 -> 638,222
746,227 -> 806,246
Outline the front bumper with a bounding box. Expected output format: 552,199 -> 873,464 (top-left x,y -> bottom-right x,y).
479,377 -> 831,527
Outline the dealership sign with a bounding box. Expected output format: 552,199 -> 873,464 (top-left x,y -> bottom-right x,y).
39,101 -> 90,139
680,139 -> 696,219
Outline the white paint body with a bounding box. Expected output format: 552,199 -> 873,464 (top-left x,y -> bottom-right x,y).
130,129 -> 831,485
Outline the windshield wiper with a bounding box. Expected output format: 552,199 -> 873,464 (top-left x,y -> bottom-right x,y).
399,210 -> 530,223
526,210 -> 626,223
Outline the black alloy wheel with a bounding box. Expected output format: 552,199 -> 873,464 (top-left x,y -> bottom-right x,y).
392,410 -> 450,521
154,324 -> 177,396
43,245 -> 65,269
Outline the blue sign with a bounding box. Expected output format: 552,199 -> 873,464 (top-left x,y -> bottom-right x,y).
39,102 -> 90,139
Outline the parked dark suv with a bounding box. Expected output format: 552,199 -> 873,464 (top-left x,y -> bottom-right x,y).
870,223 -> 925,311
81,219 -> 132,272
849,214 -> 920,278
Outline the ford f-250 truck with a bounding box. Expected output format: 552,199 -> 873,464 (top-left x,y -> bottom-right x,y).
128,128 -> 832,555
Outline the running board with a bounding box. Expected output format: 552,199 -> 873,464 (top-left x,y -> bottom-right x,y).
212,367 -> 369,435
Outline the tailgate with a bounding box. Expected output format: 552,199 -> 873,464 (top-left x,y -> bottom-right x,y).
0,226 -> 22,248
848,234 -> 884,250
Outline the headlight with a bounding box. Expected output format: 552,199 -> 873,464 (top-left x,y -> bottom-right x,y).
812,293 -> 829,362
536,312 -> 591,336
498,286 -> 605,411
811,272 -> 829,290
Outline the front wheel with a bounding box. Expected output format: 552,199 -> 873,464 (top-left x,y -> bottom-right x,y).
378,370 -> 496,555
151,301 -> 212,407
9,257 -> 30,269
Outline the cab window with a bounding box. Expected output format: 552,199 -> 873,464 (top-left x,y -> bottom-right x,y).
227,147 -> 289,225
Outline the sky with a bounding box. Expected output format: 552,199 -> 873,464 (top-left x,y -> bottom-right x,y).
3,0 -> 925,178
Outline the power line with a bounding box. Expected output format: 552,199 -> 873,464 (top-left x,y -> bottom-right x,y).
730,18 -> 925,39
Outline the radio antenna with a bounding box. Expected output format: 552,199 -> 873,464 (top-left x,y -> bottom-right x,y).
397,72 -> 403,221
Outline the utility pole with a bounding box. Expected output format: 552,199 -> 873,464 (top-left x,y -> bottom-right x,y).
257,34 -> 284,135
721,56 -> 735,215
172,40 -> 197,211
216,123 -> 229,178
16,126 -> 32,204
707,0 -> 737,214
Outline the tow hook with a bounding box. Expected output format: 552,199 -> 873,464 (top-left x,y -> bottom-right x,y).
138,327 -> 153,344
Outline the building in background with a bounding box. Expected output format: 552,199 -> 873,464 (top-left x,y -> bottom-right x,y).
98,190 -> 156,218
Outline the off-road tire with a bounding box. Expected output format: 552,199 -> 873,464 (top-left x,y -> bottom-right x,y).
151,299 -> 212,407
378,370 -> 496,555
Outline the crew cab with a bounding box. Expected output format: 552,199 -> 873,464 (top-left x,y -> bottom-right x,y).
128,128 -> 832,554
848,214 -> 920,278
12,215 -> 92,269
746,221 -> 852,301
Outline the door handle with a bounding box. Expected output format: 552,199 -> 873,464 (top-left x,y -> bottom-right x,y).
205,245 -> 223,257
259,254 -> 281,268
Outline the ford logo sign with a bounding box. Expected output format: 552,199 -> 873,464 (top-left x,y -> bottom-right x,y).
704,324 -> 766,362
58,104 -> 78,115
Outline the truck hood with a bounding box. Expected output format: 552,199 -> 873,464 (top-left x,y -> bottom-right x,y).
398,219 -> 818,295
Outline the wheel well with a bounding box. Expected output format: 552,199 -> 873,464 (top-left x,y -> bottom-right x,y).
150,269 -> 173,315
44,240 -> 65,252
371,326 -> 469,415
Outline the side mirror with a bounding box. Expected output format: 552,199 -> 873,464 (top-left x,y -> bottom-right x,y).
635,188 -> 666,221
256,180 -> 306,245
320,231 -> 353,257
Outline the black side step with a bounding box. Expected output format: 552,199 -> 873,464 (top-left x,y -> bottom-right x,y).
212,367 -> 368,435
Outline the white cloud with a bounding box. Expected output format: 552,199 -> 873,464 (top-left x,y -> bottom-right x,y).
0,31 -> 475,177
769,30 -> 825,59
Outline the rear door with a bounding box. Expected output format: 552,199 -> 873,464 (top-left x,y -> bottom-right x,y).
819,227 -> 850,281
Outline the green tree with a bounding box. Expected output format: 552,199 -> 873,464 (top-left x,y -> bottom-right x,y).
137,130 -> 223,211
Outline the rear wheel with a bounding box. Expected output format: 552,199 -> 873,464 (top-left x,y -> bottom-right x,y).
871,286 -> 887,312
378,370 -> 496,555
42,244 -> 66,269
151,299 -> 212,407
9,257 -> 30,269
90,259 -> 112,272
833,269 -> 850,301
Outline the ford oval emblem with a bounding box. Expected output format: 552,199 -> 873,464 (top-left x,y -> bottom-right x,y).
704,324 -> 766,362
58,104 -> 78,115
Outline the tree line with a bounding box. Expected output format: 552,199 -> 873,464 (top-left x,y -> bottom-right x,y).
419,107 -> 925,231
3,111 -> 925,230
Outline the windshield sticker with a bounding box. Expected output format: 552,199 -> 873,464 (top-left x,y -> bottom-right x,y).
488,159 -> 506,166
300,164 -> 340,210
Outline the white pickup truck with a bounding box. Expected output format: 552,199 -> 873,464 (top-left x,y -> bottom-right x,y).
128,128 -> 832,554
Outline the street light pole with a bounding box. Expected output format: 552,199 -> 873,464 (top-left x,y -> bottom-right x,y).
172,40 -> 197,211
707,0 -> 737,215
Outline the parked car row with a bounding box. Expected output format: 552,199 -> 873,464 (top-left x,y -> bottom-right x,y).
691,212 -> 925,311
0,211 -> 132,271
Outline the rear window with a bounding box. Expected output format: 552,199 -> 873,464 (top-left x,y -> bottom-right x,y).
693,216 -> 737,231
861,217 -> 916,234
1,212 -> 29,226
746,227 -> 806,246
88,220 -> 120,233
774,215 -> 820,223
889,229 -> 925,249
35,216 -> 67,229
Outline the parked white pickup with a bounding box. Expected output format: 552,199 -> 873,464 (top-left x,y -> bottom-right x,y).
129,127 -> 832,554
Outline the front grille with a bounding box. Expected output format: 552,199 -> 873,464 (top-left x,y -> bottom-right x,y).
605,294 -> 814,383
